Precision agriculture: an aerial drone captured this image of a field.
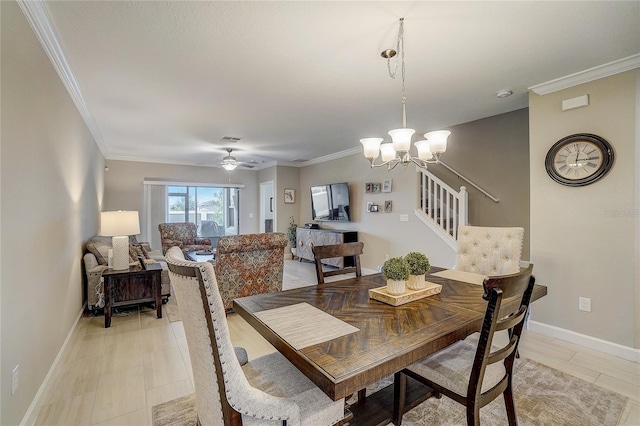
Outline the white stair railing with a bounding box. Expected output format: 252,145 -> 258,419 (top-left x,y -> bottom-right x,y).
415,168 -> 468,250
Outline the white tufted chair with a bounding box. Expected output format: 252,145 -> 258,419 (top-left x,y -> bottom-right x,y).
454,226 -> 524,276
165,246 -> 346,426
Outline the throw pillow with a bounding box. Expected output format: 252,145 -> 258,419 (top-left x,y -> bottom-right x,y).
86,236 -> 112,265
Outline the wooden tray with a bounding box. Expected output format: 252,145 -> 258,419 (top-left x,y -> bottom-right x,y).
369,282 -> 442,306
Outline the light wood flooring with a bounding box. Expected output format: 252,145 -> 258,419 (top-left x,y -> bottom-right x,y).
34,260 -> 639,425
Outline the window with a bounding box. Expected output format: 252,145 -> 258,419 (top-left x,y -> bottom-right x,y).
167,186 -> 239,238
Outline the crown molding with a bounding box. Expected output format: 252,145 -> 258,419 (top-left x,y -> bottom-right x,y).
17,0 -> 108,157
529,54 -> 640,95
298,146 -> 362,167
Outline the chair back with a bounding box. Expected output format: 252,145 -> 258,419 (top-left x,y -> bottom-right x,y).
165,246 -> 245,425
215,233 -> 288,310
312,242 -> 364,284
468,263 -> 535,407
455,226 -> 524,276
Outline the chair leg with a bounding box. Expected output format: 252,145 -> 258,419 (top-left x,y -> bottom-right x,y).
503,380 -> 518,426
465,403 -> 481,426
392,372 -> 407,425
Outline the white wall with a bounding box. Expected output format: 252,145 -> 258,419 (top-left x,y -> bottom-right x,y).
1,2 -> 104,423
529,70 -> 639,349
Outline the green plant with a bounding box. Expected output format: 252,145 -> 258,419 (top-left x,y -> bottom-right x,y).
382,257 -> 410,281
287,216 -> 297,246
404,252 -> 431,275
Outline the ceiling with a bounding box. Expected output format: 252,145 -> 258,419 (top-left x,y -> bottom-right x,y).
28,1 -> 640,169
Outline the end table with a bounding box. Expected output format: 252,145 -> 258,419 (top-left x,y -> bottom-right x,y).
103,263 -> 162,328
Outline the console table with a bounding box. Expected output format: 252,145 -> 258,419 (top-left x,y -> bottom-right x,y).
296,228 -> 358,267
103,263 -> 162,328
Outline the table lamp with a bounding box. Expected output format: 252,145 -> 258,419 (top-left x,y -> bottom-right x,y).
100,210 -> 140,270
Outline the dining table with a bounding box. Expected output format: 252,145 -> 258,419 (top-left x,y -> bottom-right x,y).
233,266 -> 547,426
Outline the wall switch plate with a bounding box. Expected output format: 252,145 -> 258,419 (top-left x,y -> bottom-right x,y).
12,365 -> 19,395
400,214 -> 409,222
578,297 -> 591,312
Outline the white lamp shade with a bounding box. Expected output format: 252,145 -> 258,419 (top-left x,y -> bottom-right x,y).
380,143 -> 397,162
222,162 -> 238,171
424,130 -> 451,153
101,211 -> 140,237
388,128 -> 415,153
360,138 -> 383,160
414,140 -> 433,160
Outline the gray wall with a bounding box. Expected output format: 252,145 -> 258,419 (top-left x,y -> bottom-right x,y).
103,160 -> 260,249
1,2 -> 104,423
529,70 -> 639,348
429,108 -> 531,259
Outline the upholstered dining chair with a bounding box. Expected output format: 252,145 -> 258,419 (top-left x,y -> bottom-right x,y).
393,264 -> 535,426
455,226 -> 524,276
165,246 -> 348,426
312,242 -> 364,284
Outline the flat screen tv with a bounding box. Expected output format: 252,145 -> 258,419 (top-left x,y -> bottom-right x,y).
311,182 -> 351,222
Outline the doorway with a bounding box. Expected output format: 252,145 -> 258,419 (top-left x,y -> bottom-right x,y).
259,181 -> 274,233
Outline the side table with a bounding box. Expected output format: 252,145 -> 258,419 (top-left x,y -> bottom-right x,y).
103,263 -> 162,328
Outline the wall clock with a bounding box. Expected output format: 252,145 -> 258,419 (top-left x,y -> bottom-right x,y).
545,133 -> 614,187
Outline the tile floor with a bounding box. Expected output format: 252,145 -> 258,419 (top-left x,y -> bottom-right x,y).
33,260 -> 640,425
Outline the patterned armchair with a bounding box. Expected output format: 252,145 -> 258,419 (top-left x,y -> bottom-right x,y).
158,222 -> 212,255
215,232 -> 288,311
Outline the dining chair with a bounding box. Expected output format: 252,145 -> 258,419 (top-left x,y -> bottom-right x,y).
393,264 -> 535,426
165,246 -> 348,426
312,242 -> 364,284
455,226 -> 524,276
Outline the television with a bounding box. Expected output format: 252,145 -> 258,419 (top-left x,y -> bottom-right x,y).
311,182 -> 351,222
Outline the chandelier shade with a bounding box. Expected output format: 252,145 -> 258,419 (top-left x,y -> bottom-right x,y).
360,18 -> 451,171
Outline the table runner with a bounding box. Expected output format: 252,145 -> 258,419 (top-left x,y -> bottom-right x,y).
255,302 -> 359,350
431,269 -> 487,285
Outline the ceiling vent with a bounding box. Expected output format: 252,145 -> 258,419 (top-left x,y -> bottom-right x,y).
221,136 -> 241,143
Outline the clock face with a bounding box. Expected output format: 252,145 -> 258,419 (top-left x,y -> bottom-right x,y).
545,134 -> 614,187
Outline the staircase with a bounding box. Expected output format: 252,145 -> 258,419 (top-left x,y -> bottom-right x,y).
415,168 -> 468,250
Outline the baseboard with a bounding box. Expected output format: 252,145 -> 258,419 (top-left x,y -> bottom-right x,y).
20,303 -> 86,426
528,320 -> 640,363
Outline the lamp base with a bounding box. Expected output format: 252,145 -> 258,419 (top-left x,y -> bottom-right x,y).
111,236 -> 130,270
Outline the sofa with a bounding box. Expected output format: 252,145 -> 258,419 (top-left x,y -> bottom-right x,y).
158,222 -> 212,255
84,236 -> 171,312
214,232 -> 288,311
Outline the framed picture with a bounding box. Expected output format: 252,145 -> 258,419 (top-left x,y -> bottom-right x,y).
385,200 -> 392,213
366,182 -> 374,193
382,179 -> 392,193
370,204 -> 379,212
367,202 -> 373,212
372,183 -> 381,193
284,188 -> 295,204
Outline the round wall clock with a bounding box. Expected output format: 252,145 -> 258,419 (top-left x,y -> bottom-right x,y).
545,133 -> 614,187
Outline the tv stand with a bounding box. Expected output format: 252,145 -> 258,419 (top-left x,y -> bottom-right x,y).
296,228 -> 358,268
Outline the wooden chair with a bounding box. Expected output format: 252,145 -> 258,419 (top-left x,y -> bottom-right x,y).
165,246 -> 349,426
312,242 -> 364,284
393,264 -> 535,426
455,226 -> 524,276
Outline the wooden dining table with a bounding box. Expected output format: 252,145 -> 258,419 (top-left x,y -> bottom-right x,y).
233,266 -> 547,426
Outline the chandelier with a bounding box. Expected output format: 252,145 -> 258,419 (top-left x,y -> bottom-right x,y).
360,18 -> 451,171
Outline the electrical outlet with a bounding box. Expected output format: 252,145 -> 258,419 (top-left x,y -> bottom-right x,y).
400,214 -> 409,222
12,365 -> 19,396
578,297 -> 591,312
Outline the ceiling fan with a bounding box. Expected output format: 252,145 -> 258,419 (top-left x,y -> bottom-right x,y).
220,148 -> 255,170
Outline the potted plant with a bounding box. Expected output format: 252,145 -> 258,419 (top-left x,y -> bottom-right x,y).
382,256 -> 410,295
287,216 -> 298,258
405,252 -> 431,290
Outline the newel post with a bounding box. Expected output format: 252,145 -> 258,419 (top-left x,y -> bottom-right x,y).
458,186 -> 468,226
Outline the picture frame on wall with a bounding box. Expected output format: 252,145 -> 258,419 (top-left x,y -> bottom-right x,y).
370,204 -> 379,212
367,202 -> 373,212
372,183 -> 381,193
385,200 -> 392,213
366,183 -> 373,193
284,188 -> 295,204
382,179 -> 392,193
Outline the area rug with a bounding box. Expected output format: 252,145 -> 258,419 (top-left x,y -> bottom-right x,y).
152,358 -> 627,426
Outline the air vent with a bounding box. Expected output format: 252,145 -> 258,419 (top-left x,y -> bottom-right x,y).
221,136 -> 241,143
291,159 -> 308,163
